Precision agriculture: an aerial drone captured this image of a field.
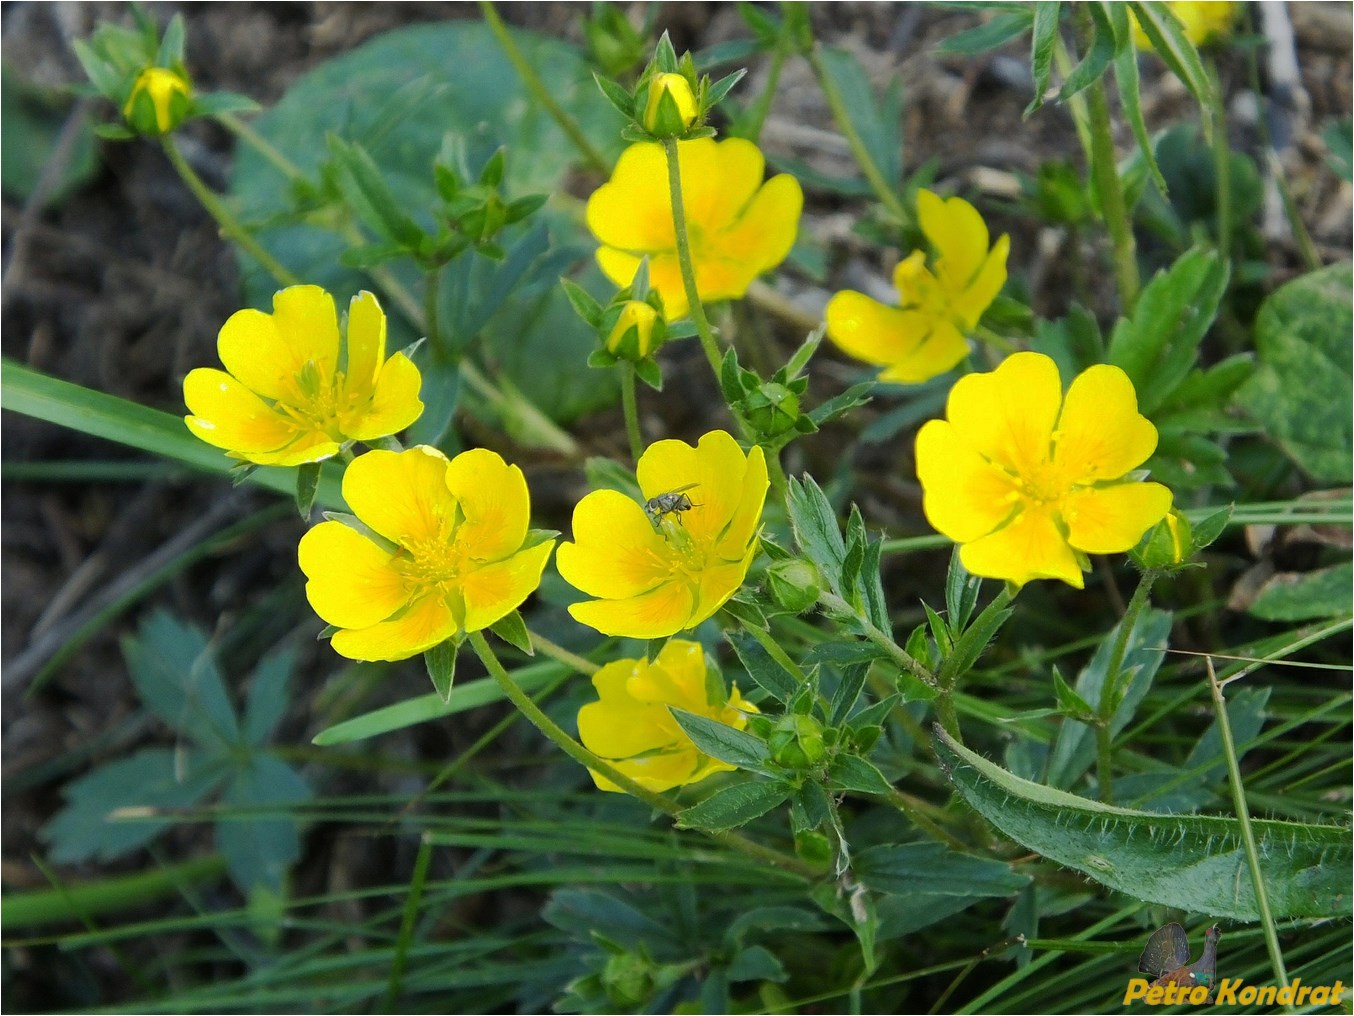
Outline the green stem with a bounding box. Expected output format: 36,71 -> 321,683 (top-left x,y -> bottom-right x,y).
384,834 -> 432,1012
217,111 -> 304,179
468,631 -> 817,877
738,42 -> 788,143
1076,8 -> 1140,313
1208,61 -> 1233,260
619,363 -> 644,462
424,267 -> 443,350
661,137 -> 724,379
1093,568 -> 1160,803
162,136 -> 300,288
3,855 -> 226,930
817,590 -> 936,687
527,630 -> 601,676
764,445 -> 789,505
806,46 -> 908,226
1206,658 -> 1292,1003
478,1 -> 609,176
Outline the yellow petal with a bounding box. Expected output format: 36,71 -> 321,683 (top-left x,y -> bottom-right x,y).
595,248 -> 691,321
716,444 -> 768,559
343,291 -> 386,396
693,542 -> 759,625
245,431 -> 342,467
567,579 -> 696,639
1061,482 -> 1173,553
585,143 -> 675,252
298,520 -> 408,629
556,489 -> 675,599
459,539 -> 555,632
950,234 -> 1010,330
183,368 -> 296,454
915,420 -> 1020,542
330,592 -> 457,662
917,189 -> 990,294
217,286 -> 338,401
443,448 -> 531,563
1054,364 -> 1158,482
675,138 -> 766,239
703,172 -> 803,289
960,506 -> 1084,588
343,446 -> 455,546
648,640 -> 710,708
343,352 -> 423,441
638,429 -> 748,547
592,746 -> 714,793
578,696 -> 671,760
876,318 -> 969,384
945,351 -> 1062,476
826,291 -> 920,367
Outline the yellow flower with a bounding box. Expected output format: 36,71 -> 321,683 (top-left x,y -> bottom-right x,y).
123,66 -> 192,134
606,300 -> 662,360
1133,1 -> 1236,49
577,640 -> 756,792
915,352 -> 1172,588
184,286 -> 423,466
297,446 -> 555,661
642,72 -> 699,136
586,138 -> 803,321
826,189 -> 1009,384
557,430 -> 768,638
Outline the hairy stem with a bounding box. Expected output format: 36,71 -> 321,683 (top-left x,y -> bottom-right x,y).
661,137 -> 724,378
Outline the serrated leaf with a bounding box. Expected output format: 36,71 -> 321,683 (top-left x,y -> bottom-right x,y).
217,754 -> 310,895
243,644 -> 297,747
817,47 -> 903,189
940,598 -> 1013,686
670,708 -> 774,773
677,780 -> 791,831
943,548 -> 982,634
1238,263 -> 1353,483
936,728 -> 1352,921
828,754 -> 895,796
726,630 -> 799,703
123,611 -> 240,749
786,475 -> 847,588
1025,2 -> 1061,117
856,841 -> 1030,898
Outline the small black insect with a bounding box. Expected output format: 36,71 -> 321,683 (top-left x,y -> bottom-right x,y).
644,483 -> 701,528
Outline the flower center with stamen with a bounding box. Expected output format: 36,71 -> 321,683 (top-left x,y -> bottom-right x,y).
1015,462 -> 1069,507
395,529 -> 471,594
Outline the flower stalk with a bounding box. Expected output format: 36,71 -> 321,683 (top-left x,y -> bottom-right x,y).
1093,567 -> 1160,802
661,137 -> 724,378
619,363 -> 644,462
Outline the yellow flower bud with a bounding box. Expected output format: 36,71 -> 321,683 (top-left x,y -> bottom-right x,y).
641,72 -> 698,137
123,66 -> 192,134
605,300 -> 662,360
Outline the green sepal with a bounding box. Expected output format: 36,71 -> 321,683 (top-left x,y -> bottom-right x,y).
561,278 -> 604,327
633,357 -> 664,391
424,637 -> 460,704
230,462 -> 259,488
1052,666 -> 1097,722
592,72 -> 635,119
295,462 -> 322,520
704,68 -> 748,109
489,610 -> 534,656
588,348 -> 619,369
315,624 -> 339,641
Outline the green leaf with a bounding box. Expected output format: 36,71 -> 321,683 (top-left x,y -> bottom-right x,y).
936,10 -> 1034,55
326,134 -> 427,249
816,47 -> 903,189
725,631 -> 799,703
243,644 -> 297,747
490,610 -> 534,656
1107,247 -> 1229,414
856,841 -> 1030,898
424,639 -> 459,703
1025,2 -> 1061,117
1058,2 -> 1116,102
806,381 -> 873,427
670,708 -> 774,773
939,597 -> 1012,686
935,728 -> 1352,921
1238,263 -> 1353,483
229,22 -> 625,425
1052,667 -> 1096,722
1112,44 -> 1167,196
677,780 -> 791,832
560,277 -> 603,326
295,461 -> 321,520
124,611 -> 240,749
1127,1 -> 1216,113
1,361 -> 346,507
1,65 -> 100,208
1046,609 -> 1172,788
217,755 -> 310,895
786,475 -> 847,587
1247,563 -> 1354,622
725,944 -> 788,983
827,754 -> 894,796
42,749 -> 228,863
312,661 -> 565,744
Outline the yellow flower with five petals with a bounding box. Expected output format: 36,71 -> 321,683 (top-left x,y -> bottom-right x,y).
184,285 -> 422,466
557,430 -> 768,638
578,640 -> 756,793
586,138 -> 803,321
298,446 -> 555,661
826,189 -> 1009,384
915,352 -> 1172,588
